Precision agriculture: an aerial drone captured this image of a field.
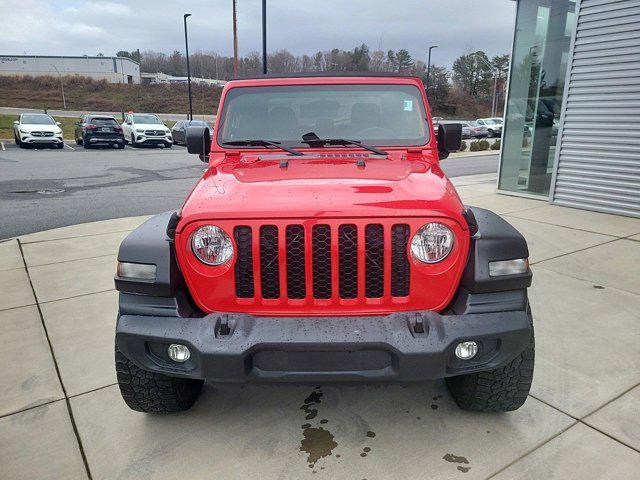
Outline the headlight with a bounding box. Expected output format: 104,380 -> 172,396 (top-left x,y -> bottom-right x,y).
19,129 -> 29,134
191,225 -> 234,265
410,223 -> 454,263
135,128 -> 145,133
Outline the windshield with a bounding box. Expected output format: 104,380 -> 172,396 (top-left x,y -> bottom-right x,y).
483,119 -> 498,125
92,117 -> 118,126
218,84 -> 430,147
133,114 -> 162,124
22,114 -> 55,125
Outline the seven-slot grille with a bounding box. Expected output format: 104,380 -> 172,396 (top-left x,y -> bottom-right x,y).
233,222 -> 411,301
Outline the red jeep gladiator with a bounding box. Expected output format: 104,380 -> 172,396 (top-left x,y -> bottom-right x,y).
114,74 -> 534,413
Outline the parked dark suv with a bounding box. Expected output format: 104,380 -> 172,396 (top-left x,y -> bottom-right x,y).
171,119 -> 213,145
75,115 -> 125,149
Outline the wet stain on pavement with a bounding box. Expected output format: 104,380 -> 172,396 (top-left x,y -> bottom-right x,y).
299,386 -> 338,466
300,426 -> 338,464
366,431 -> 376,438
443,453 -> 471,473
300,389 -> 323,420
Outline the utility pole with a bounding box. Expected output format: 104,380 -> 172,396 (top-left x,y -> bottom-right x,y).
232,0 -> 239,77
472,52 -> 499,117
51,65 -> 66,109
183,13 -> 193,120
426,45 -> 438,96
262,0 -> 267,74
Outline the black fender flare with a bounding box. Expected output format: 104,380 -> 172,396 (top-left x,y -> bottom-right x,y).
460,207 -> 532,293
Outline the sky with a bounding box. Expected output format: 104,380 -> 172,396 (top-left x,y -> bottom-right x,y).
1,0 -> 516,67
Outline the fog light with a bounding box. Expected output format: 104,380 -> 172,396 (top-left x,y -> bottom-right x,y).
167,344 -> 190,363
455,341 -> 478,360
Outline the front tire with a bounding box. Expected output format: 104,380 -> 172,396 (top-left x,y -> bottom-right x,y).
115,344 -> 204,413
131,134 -> 138,147
446,314 -> 535,412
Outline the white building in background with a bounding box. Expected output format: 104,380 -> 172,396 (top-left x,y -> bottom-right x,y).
0,55 -> 140,84
141,72 -> 226,87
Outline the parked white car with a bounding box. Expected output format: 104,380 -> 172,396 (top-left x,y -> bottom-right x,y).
13,113 -> 64,149
476,118 -> 503,138
121,113 -> 173,148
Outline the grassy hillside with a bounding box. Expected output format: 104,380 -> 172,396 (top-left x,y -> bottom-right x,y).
0,75 -> 222,115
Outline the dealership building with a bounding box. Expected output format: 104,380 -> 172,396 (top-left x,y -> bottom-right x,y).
499,0 -> 640,218
0,55 -> 140,84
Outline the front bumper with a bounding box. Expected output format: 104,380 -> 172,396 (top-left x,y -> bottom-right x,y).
136,135 -> 172,145
116,308 -> 532,382
21,134 -> 63,144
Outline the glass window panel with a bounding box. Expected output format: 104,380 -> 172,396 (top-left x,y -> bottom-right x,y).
499,0 -> 576,196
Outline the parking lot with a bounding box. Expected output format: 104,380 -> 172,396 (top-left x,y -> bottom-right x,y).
0,142 -> 499,239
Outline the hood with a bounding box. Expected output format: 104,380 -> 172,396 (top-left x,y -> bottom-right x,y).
133,123 -> 169,130
178,151 -> 466,230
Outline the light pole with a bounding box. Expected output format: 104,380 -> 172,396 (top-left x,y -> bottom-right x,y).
426,45 -> 438,96
183,13 -> 193,120
232,0 -> 238,77
262,0 -> 267,74
51,64 -> 66,109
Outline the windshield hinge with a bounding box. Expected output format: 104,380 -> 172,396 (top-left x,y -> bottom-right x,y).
406,148 -> 426,160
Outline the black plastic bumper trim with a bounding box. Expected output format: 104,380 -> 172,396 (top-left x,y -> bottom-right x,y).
116,308 -> 532,382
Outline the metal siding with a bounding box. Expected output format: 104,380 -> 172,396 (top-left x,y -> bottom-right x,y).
553,0 -> 640,217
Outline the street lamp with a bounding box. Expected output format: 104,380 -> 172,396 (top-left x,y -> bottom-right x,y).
426,45 -> 438,95
262,0 -> 267,74
183,13 -> 193,120
51,64 -> 66,109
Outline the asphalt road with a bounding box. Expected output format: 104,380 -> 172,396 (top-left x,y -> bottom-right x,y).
0,144 -> 498,239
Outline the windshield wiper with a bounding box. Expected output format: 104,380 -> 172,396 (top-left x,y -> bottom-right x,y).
221,139 -> 304,156
301,133 -> 388,156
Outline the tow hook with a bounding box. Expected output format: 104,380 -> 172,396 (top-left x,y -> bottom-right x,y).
413,314 -> 425,334
217,314 -> 231,336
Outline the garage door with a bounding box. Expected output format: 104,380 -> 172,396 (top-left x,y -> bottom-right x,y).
552,0 -> 640,218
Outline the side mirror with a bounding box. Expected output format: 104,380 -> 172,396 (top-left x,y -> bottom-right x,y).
437,123 -> 462,160
56,122 -> 62,126
13,121 -> 19,125
186,126 -> 211,162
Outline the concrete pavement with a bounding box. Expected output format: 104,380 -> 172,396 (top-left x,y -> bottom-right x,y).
1,174 -> 639,479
